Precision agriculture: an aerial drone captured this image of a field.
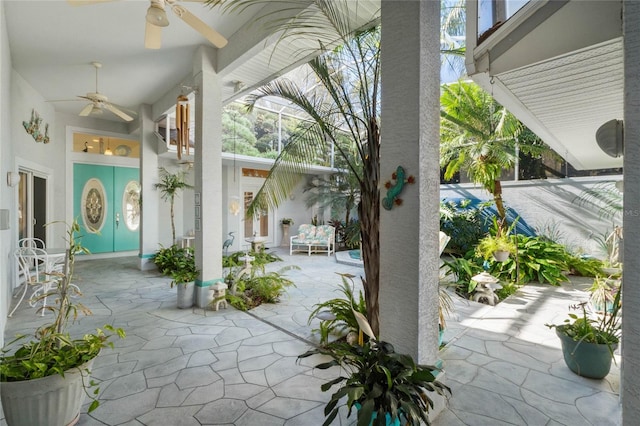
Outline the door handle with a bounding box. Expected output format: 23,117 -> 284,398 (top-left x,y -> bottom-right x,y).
115,212 -> 120,229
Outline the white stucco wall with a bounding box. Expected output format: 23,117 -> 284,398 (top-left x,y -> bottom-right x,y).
440,175 -> 623,257
0,0 -> 12,341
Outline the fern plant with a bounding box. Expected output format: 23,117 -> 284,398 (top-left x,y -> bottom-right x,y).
307,273 -> 367,345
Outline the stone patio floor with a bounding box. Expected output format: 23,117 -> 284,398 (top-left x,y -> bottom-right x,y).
1,248 -> 621,425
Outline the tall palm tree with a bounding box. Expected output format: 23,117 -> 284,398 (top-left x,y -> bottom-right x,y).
208,0 -> 383,334
154,167 -> 193,246
441,0 -> 466,79
440,80 -> 527,221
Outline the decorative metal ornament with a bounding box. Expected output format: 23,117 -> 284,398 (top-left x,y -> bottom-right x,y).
382,166 -> 415,210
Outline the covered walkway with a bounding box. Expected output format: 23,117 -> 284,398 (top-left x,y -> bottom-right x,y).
2,250 -> 620,425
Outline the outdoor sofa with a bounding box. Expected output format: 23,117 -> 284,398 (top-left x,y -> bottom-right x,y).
289,224 -> 335,256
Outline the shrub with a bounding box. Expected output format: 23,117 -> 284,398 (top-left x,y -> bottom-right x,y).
226,265 -> 299,311
223,250 -> 281,268
440,199 -> 487,254
330,218 -> 361,250
307,274 -> 367,344
153,245 -> 193,276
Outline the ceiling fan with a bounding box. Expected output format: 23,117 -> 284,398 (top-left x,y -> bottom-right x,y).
49,62 -> 135,122
67,0 -> 228,50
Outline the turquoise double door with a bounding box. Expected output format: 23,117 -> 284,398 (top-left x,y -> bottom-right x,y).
73,164 -> 140,254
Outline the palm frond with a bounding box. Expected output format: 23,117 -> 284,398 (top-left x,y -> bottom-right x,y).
573,182 -> 623,221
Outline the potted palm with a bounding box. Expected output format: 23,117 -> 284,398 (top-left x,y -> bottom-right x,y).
154,167 -> 193,246
0,220 -> 125,426
546,289 -> 621,379
299,309 -> 450,426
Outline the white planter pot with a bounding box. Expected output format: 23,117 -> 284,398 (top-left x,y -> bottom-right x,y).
176,281 -> 195,308
1,358 -> 95,426
493,250 -> 510,262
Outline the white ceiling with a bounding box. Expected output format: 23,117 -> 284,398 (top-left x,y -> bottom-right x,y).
467,0 -> 624,170
3,0 -> 380,124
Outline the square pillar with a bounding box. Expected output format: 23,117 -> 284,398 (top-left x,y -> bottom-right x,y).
193,46 -> 224,307
622,1 -> 640,423
380,0 -> 441,364
138,103 -> 161,271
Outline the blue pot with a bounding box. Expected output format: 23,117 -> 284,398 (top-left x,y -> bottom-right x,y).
556,327 -> 617,379
355,403 -> 403,426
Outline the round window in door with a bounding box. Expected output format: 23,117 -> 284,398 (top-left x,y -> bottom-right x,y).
123,180 -> 141,231
81,178 -> 107,233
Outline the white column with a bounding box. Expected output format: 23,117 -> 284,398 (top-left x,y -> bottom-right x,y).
622,1 -> 640,423
193,46 -> 223,307
379,0 -> 441,365
138,103 -> 160,271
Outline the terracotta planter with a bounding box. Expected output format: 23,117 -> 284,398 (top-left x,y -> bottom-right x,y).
556,327 -> 616,379
1,358 -> 95,426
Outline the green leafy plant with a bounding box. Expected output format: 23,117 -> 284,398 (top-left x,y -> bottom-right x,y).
281,218 -> 294,225
475,217 -> 517,260
491,235 -> 569,285
588,276 -> 621,313
225,264 -> 299,311
153,245 -> 199,287
441,256 -> 484,297
495,281 -> 521,300
546,289 -> 621,348
0,220 -> 125,413
152,244 -> 185,275
224,250 -> 281,267
307,274 -> 367,345
566,255 -> 605,278
440,199 -> 487,254
298,339 -> 450,426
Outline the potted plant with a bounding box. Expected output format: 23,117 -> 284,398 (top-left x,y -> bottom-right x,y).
171,255 -> 200,309
281,218 -> 294,226
546,289 -> 621,379
475,218 -> 517,262
299,308 -> 450,426
154,167 -> 193,246
0,220 -> 125,426
154,245 -> 199,308
588,275 -> 620,313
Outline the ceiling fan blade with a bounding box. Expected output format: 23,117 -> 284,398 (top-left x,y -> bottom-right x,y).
171,5 -> 228,48
109,102 -> 138,117
79,103 -> 94,117
145,21 -> 162,49
46,98 -> 83,103
104,103 -> 134,122
67,0 -> 120,6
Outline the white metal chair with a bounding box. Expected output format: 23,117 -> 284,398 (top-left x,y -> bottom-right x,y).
9,247 -> 66,317
18,237 -> 46,249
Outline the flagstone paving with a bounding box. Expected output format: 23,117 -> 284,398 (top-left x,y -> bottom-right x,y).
1,249 -> 621,425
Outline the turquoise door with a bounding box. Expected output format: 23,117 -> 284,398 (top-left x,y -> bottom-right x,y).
114,167 -> 140,251
74,164 -> 139,254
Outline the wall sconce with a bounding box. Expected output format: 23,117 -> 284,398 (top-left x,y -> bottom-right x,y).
104,138 -> 113,156
7,172 -> 20,188
229,196 -> 241,216
596,119 -> 624,158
